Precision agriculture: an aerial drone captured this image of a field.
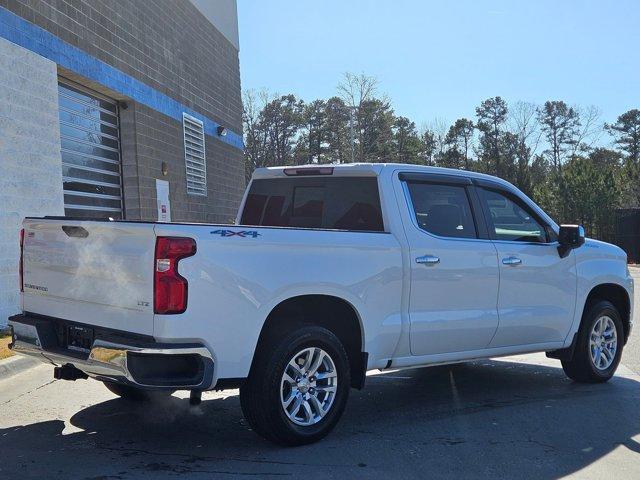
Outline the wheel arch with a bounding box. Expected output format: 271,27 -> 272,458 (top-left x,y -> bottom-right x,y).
548,281 -> 631,362
251,294 -> 367,389
584,283 -> 631,342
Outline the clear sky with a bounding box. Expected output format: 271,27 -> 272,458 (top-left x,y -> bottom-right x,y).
237,0 -> 639,129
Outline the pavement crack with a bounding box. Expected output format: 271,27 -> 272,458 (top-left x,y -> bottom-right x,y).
136,462 -> 291,476
181,470 -> 290,477
524,436 -> 558,452
100,446 -> 356,468
0,379 -> 57,407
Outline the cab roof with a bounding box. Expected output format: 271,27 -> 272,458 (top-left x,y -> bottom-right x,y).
251,163 -> 557,229
252,163 -> 513,188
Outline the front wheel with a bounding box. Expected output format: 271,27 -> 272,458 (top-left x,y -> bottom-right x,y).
562,300 -> 624,383
240,326 -> 351,446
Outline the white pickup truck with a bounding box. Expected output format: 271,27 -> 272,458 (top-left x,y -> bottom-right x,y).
9,163 -> 634,445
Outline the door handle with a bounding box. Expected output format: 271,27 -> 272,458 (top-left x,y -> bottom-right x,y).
416,255 -> 440,266
502,256 -> 522,266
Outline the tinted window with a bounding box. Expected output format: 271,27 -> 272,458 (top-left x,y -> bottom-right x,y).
241,177 -> 384,231
291,186 -> 325,227
480,188 -> 547,243
406,182 -> 477,238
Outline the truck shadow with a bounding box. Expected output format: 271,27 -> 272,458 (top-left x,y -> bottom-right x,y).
2,358 -> 640,479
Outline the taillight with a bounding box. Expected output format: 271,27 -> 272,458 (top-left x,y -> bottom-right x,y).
154,237 -> 196,314
19,228 -> 24,292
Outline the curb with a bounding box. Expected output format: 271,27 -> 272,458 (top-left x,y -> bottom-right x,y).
0,355 -> 42,381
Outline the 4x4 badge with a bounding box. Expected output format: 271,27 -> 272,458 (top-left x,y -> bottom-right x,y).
211,229 -> 261,238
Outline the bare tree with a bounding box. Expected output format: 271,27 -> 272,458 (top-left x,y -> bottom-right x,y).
337,73 -> 392,162
506,101 -> 543,194
573,105 -> 603,155
426,117 -> 450,160
509,100 -> 542,156
337,72 -> 379,109
242,89 -> 271,181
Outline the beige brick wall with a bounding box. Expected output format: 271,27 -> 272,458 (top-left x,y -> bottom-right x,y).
0,37 -> 64,326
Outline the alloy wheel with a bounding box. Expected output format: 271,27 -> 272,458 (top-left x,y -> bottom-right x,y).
589,315 -> 618,371
280,347 -> 338,426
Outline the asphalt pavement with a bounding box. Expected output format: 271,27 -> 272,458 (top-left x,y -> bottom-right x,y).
1,275 -> 640,479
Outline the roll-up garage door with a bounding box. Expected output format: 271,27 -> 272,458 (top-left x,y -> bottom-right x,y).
58,79 -> 123,219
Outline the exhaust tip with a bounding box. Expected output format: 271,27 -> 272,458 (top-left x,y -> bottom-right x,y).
54,364 -> 88,381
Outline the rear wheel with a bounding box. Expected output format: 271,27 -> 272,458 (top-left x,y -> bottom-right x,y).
103,381 -> 174,401
561,300 -> 624,383
240,326 -> 351,446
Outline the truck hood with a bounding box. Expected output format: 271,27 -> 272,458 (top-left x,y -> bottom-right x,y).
581,238 -> 628,262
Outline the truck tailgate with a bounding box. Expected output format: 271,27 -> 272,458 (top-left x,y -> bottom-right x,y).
22,219 -> 155,335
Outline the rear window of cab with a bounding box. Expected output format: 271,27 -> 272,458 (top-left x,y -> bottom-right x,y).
240,177 -> 384,232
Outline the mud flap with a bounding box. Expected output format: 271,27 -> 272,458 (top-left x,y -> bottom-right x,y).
546,333 -> 578,361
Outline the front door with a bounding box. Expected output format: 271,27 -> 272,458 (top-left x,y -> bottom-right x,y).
401,175 -> 500,356
476,187 -> 577,347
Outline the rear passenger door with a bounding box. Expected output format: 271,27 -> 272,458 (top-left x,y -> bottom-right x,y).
400,173 -> 500,356
476,184 -> 577,347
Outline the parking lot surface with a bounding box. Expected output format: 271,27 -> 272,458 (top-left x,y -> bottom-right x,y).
1,352 -> 639,479
1,268 -> 639,479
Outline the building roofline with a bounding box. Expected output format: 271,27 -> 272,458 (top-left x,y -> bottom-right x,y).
189,0 -> 239,50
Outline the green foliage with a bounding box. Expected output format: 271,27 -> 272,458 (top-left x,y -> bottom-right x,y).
534,152 -> 621,237
419,130 -> 438,165
242,75 -> 638,235
444,118 -> 475,170
393,116 -> 422,164
537,101 -> 581,170
357,99 -> 395,162
475,97 -> 509,177
606,109 -> 640,163
606,110 -> 640,206
242,91 -> 304,179
324,97 -> 352,163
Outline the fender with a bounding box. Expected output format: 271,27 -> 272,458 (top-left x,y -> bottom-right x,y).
245,289 -> 370,389
244,284 -> 402,376
564,241 -> 633,348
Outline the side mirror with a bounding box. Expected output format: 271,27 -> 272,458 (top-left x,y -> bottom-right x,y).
558,224 -> 585,258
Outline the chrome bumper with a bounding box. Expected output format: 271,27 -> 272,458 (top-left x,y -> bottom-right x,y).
9,317 -> 215,390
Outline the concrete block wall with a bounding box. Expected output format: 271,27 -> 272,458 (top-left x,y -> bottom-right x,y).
122,103 -> 245,224
0,0 -> 242,132
0,0 -> 245,224
0,37 -> 64,327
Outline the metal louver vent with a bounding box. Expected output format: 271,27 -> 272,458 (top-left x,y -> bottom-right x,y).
182,113 -> 207,196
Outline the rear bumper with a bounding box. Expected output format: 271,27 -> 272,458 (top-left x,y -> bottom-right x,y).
8,313 -> 215,390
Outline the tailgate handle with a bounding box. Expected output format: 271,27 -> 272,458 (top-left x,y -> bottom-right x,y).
62,226 -> 89,238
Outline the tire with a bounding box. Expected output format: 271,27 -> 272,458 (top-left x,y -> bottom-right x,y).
561,300 -> 624,383
240,325 -> 351,446
103,381 -> 174,402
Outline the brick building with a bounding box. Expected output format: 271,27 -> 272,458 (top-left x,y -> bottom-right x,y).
0,0 -> 244,325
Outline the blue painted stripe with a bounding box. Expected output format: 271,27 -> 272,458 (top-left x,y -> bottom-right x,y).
0,6 -> 243,150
